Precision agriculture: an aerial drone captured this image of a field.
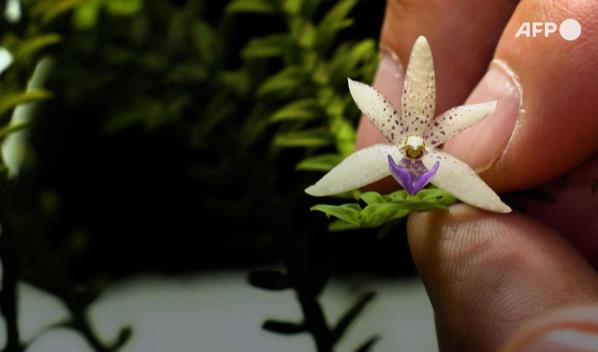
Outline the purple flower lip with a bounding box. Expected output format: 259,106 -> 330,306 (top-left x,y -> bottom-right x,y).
388,155 -> 440,195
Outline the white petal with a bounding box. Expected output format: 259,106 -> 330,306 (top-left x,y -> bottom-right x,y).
347,78 -> 402,143
423,150 -> 511,213
424,101 -> 497,148
400,36 -> 436,136
305,144 -> 404,196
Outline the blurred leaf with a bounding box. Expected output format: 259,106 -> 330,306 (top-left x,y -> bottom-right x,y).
355,335 -> 381,352
592,179 -> 598,195
226,0 -> 277,14
311,203 -> 361,225
73,0 -> 102,29
262,320 -> 306,335
249,270 -> 291,291
37,0 -> 81,24
316,0 -> 357,49
269,99 -> 319,123
14,34 -> 61,61
273,128 -> 333,148
257,66 -> 305,97
0,90 -> 52,118
0,121 -> 30,140
242,34 -> 289,59
296,153 -> 342,172
192,21 -> 218,63
105,0 -> 143,16
331,291 -> 376,343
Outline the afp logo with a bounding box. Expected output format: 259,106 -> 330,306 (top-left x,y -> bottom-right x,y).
515,19 -> 581,41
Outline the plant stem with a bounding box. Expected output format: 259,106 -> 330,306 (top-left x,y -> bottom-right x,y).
296,291 -> 333,352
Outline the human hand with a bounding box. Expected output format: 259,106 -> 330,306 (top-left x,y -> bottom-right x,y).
359,1 -> 598,350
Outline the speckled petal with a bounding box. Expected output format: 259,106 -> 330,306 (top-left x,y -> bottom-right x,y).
423,149 -> 511,213
305,144 -> 404,196
347,78 -> 402,143
424,101 -> 497,148
400,36 -> 436,137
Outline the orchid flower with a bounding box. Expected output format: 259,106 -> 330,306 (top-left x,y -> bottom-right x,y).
305,36 -> 511,213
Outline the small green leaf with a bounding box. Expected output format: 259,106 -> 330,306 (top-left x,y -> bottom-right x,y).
226,0 -> 277,14
316,0 -> 358,49
242,34 -> 289,59
360,203 -> 403,227
73,0 -> 102,29
14,34 -> 61,61
360,192 -> 384,205
105,0 -> 143,16
311,203 -> 361,225
273,128 -> 333,148
269,99 -> 319,123
0,90 -> 52,118
328,219 -> 360,232
296,154 -> 342,172
257,66 -> 305,97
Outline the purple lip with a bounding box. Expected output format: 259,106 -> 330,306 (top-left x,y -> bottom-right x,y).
388,155 -> 440,195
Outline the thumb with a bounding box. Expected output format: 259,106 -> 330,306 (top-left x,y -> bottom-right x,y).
444,0 -> 598,192
407,205 -> 598,351
502,305 -> 598,351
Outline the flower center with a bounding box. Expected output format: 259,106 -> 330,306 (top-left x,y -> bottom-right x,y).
403,135 -> 425,159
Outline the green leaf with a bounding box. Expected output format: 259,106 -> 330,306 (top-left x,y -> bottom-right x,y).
360,192 -> 384,205
273,128 -> 333,148
257,66 -> 305,97
73,0 -> 102,29
242,34 -> 289,59
311,203 -> 361,225
269,99 -> 319,123
0,90 -> 53,118
192,21 -> 218,63
226,0 -> 277,14
0,121 -> 30,140
360,203 -> 403,227
14,34 -> 61,61
331,291 -> 376,343
328,219 -> 360,232
105,0 -> 143,16
296,153 -> 342,172
38,0 -> 81,24
316,0 -> 358,49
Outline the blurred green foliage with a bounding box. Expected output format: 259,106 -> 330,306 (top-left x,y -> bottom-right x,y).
0,0 -> 397,351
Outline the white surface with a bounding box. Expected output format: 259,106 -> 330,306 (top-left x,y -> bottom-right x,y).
5,273 -> 437,352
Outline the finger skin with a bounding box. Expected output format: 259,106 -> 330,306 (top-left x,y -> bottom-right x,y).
502,305 -> 598,351
408,204 -> 598,351
446,0 -> 598,191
